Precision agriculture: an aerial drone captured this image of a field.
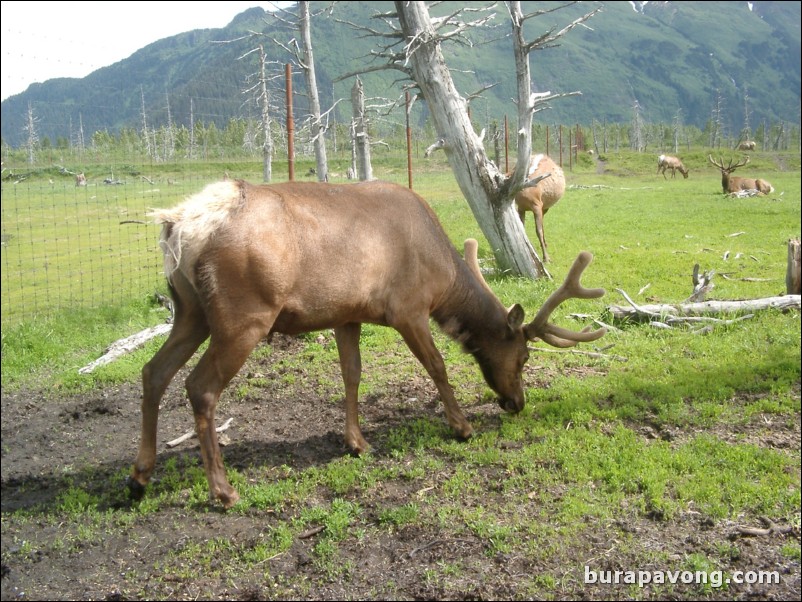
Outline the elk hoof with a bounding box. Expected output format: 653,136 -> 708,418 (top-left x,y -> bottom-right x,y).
219,490 -> 240,510
345,433 -> 370,456
454,423 -> 474,441
126,476 -> 146,500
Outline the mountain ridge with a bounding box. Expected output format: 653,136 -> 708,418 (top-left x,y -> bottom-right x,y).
1,1 -> 799,147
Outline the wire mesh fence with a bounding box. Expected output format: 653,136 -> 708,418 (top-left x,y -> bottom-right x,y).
0,150 -> 416,325
1,163 -> 232,325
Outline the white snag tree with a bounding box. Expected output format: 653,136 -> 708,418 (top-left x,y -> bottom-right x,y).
271,1 -> 332,181
388,1 -> 599,278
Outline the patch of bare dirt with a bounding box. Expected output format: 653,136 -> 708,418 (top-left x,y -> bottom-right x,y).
2,335 -> 800,601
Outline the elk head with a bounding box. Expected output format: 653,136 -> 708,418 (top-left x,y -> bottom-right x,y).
461,240 -> 606,414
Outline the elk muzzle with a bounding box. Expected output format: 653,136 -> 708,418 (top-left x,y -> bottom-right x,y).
497,393 -> 525,414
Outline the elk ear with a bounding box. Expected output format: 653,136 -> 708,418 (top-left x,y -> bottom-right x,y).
507,304 -> 525,331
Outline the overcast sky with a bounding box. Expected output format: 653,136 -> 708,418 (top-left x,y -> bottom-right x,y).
1,1 -> 292,101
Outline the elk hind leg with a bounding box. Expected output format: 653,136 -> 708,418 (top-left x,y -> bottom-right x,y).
533,204 -> 550,263
187,322 -> 269,508
130,284 -> 209,498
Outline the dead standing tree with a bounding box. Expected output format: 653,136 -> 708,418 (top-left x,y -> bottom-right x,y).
270,1 -> 333,182
351,76 -> 373,181
360,1 -> 600,278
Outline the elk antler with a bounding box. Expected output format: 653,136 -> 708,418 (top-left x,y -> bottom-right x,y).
463,238 -> 498,297
708,154 -> 750,172
524,251 -> 606,348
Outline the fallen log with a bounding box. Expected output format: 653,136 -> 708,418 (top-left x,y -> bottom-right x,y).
608,293 -> 800,323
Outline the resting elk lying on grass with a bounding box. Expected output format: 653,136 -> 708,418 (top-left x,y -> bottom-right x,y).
657,154 -> 689,179
129,179 -> 606,508
514,153 -> 565,263
708,155 -> 774,195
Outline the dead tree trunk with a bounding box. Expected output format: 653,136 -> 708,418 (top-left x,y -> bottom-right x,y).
351,77 -> 373,181
258,45 -> 273,183
395,1 -> 545,278
298,1 -> 328,182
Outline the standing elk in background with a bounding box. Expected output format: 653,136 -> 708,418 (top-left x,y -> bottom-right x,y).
708,155 -> 774,195
129,179 -> 606,507
738,141 -> 757,151
75,172 -> 87,186
657,154 -> 689,179
514,154 -> 565,263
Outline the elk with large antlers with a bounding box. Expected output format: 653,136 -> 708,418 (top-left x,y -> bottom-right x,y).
657,154 -> 689,179
514,153 -> 565,263
708,155 -> 774,195
129,180 -> 606,507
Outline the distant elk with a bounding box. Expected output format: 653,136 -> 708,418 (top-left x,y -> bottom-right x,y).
657,155 -> 689,179
513,154 -> 565,263
75,172 -> 87,186
708,155 -> 774,195
738,141 -> 757,151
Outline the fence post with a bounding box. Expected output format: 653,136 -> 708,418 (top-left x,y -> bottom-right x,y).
545,125 -> 550,157
558,125 -> 563,167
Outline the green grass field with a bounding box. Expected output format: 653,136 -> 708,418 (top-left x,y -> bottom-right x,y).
1,149 -> 800,599
1,149 -> 799,389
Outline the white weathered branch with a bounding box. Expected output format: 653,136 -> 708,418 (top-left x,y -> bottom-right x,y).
530,346 -> 628,362
78,323 -> 172,374
608,293 -> 800,323
166,418 -> 234,448
424,138 -> 447,157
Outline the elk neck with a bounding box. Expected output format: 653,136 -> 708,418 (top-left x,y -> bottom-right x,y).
432,257 -> 511,354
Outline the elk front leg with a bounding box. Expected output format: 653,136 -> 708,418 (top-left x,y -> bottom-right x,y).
396,319 -> 473,441
335,323 -> 369,454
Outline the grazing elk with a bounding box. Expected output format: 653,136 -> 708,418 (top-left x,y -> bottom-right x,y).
75,172 -> 87,186
129,180 -> 606,508
514,153 -> 566,263
708,155 -> 774,195
657,155 -> 689,179
738,141 -> 757,151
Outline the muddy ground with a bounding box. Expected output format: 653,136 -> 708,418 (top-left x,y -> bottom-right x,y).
1,334 -> 800,601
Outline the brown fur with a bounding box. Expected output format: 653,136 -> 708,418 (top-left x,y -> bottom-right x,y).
708,155 -> 774,195
657,155 -> 689,179
130,180 -> 605,507
513,154 -> 566,263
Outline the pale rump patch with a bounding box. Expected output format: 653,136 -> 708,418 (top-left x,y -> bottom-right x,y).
148,180 -> 242,287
